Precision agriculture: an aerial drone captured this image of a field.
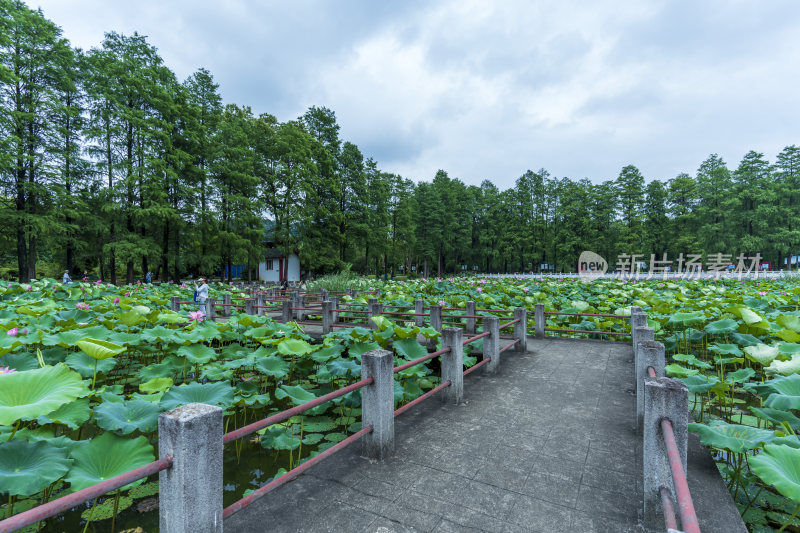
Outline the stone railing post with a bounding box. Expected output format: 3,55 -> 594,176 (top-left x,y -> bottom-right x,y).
441,328 -> 464,404
322,300 -> 333,334
296,295 -> 306,321
330,296 -> 339,324
321,289 -> 329,300
204,298 -> 216,321
513,307 -> 527,352
245,298 -> 255,315
171,296 -> 180,312
281,300 -> 292,322
534,303 -> 545,339
222,294 -> 231,317
631,310 -> 647,348
361,349 -> 395,461
159,403 -> 223,533
637,339 -> 664,430
643,377 -> 689,530
368,298 -> 379,329
483,316 -> 500,373
256,293 -> 266,317
414,300 -> 425,327
465,301 -> 476,334
428,305 -> 442,350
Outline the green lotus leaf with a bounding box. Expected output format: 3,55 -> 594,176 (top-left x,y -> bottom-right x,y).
732,332 -> 762,347
745,344 -> 780,366
749,444 -> 800,504
780,343 -> 800,356
65,351 -> 117,378
370,315 -> 390,330
259,426 -> 300,451
750,407 -> 800,431
571,300 -> 590,312
739,308 -> 762,326
705,318 -> 739,335
118,310 -> 146,327
300,416 -> 337,432
709,344 -> 743,357
132,305 -> 151,315
176,343 -> 218,364
678,374 -> 719,394
66,433 -> 155,492
0,364 -> 89,425
393,325 -> 420,340
254,355 -> 289,378
94,399 -> 161,434
0,352 -> 38,372
725,367 -> 755,384
327,358 -> 361,377
128,480 -> 159,499
767,356 -> 800,376
778,315 -> 800,333
665,364 -> 699,378
76,338 -> 126,361
139,325 -> 179,343
309,344 -> 344,363
393,339 -> 428,360
82,495 -> 133,522
139,377 -> 174,394
36,398 -> 91,429
688,420 -> 775,453
277,338 -> 314,357
0,440 -> 72,497
275,384 -> 316,406
160,381 -> 235,411
348,342 -> 381,359
667,312 -> 705,328
776,329 -> 800,343
772,436 -> 800,449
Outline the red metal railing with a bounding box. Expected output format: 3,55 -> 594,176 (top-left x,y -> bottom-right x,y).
0,456 -> 173,532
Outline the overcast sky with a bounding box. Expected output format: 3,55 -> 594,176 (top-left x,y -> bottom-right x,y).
32,0 -> 800,188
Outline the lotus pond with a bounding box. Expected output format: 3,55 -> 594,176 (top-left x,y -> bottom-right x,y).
2,276 -> 800,532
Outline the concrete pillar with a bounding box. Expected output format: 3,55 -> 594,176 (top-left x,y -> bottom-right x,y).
321,289 -> 329,301
428,305 -> 442,350
222,294 -> 231,317
330,296 -> 339,324
631,311 -> 647,348
171,296 -> 180,312
637,340 -> 665,431
204,298 -> 216,321
361,349 -> 395,460
634,325 -> 655,390
483,316 -> 500,374
159,403 -> 223,533
414,300 -> 425,327
513,307 -> 527,352
256,293 -> 266,317
281,300 -> 291,322
296,295 -> 305,321
643,377 -> 689,530
244,298 -> 255,315
441,328 -> 464,404
465,301 -> 476,334
322,300 -> 333,334
368,298 -> 379,329
534,303 -> 545,339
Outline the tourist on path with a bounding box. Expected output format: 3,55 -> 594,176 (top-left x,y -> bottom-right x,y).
194,277 -> 209,306
62,270 -> 72,284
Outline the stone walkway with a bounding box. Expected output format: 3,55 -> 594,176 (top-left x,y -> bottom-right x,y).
224,338 -> 740,533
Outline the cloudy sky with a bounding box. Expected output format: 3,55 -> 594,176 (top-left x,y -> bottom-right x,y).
32,0 -> 800,188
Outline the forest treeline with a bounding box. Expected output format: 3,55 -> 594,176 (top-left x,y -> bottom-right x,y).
1,1 -> 799,283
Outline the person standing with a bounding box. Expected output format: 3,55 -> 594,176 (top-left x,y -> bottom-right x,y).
194,277 -> 209,306
145,270 -> 152,284
62,270 -> 72,284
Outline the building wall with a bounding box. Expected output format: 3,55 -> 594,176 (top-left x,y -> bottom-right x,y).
258,253 -> 300,282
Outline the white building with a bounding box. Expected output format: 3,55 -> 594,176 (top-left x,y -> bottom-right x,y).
258,248 -> 301,282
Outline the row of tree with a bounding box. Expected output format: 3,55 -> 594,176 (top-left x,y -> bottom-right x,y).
1,1 -> 798,283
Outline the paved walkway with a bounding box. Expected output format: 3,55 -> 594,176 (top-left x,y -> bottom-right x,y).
224,338 -> 740,533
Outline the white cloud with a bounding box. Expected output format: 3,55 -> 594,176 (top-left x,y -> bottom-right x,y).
30,0 -> 800,186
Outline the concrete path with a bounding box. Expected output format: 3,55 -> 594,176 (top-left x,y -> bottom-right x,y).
224,338 -> 742,533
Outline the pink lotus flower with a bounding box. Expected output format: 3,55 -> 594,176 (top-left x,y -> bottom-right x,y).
75,302 -> 90,311
0,367 -> 15,375
188,310 -> 206,322
438,300 -> 446,306
758,291 -> 767,296
125,292 -> 130,297
21,329 -> 27,335
94,280 -> 102,285
522,287 -> 529,293
7,328 -> 18,337
25,285 -> 32,291
113,297 -> 120,304
180,283 -> 187,289
476,287 -> 483,293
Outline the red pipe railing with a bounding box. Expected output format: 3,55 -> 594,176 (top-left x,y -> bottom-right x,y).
394,382 -> 451,417
0,456 -> 173,533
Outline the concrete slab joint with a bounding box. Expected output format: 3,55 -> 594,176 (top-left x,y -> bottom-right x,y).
361,349 -> 395,461
643,377 -> 689,530
441,328 -> 464,403
159,403 -> 223,533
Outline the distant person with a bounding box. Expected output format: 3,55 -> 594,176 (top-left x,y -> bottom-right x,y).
145,270 -> 152,284
194,277 -> 209,305
82,270 -> 88,281
62,270 -> 72,284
